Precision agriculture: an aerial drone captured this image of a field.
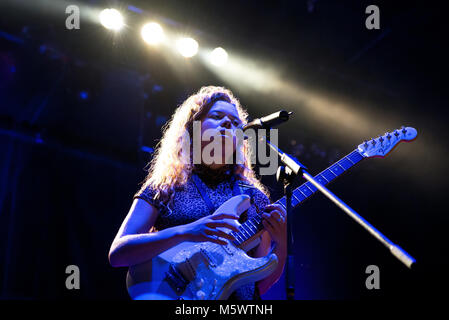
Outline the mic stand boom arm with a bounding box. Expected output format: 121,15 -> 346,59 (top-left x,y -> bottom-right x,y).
261,135 -> 416,298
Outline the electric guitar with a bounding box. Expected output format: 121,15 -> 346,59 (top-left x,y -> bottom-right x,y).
126,126 -> 417,300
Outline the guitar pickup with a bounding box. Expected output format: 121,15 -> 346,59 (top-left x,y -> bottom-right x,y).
165,263 -> 189,295
200,248 -> 217,268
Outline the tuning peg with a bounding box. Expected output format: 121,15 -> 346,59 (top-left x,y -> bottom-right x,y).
379,136 -> 384,144
394,130 -> 400,137
371,138 -> 376,146
364,140 -> 369,149
401,126 -> 407,134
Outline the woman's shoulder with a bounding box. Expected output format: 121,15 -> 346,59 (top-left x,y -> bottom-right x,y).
133,183 -> 166,212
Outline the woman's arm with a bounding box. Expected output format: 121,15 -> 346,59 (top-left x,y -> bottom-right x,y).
254,231 -> 287,295
108,199 -> 186,267
108,198 -> 240,267
253,203 -> 288,295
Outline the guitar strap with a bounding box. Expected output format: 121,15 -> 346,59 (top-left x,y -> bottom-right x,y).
192,173 -> 254,214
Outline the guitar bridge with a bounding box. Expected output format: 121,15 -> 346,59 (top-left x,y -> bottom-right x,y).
165,263 -> 189,295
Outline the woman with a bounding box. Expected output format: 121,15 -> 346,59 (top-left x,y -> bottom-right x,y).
108,86 -> 287,300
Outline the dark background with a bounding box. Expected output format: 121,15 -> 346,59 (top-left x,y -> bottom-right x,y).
0,0 -> 448,300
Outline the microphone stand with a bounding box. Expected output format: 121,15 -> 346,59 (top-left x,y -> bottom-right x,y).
255,127 -> 416,300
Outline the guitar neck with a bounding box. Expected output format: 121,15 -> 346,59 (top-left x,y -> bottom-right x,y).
274,149 -> 365,209
230,149 -> 365,247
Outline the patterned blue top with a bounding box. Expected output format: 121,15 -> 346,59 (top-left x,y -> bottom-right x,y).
134,164 -> 271,300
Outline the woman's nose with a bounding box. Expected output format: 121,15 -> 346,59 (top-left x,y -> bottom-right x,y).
221,117 -> 232,129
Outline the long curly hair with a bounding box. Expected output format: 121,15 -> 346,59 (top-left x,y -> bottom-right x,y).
140,85 -> 270,208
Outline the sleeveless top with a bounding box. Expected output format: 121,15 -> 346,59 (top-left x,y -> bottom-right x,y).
133,164 -> 271,300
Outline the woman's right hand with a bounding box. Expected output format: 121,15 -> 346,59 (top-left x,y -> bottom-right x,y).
180,213 -> 241,245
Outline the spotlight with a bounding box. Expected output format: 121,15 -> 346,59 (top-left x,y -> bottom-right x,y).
210,47 -> 228,66
141,22 -> 164,45
176,37 -> 198,58
99,8 -> 124,31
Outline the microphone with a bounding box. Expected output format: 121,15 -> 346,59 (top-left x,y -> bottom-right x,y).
240,110 -> 292,131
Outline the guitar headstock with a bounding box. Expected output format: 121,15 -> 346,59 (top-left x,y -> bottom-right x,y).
358,126 -> 417,158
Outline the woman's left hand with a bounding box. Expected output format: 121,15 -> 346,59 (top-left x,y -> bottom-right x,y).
261,203 -> 287,246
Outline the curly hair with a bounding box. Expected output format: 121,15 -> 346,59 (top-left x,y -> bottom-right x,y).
140,85 -> 270,208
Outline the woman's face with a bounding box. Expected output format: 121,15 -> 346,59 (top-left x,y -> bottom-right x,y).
199,100 -> 243,168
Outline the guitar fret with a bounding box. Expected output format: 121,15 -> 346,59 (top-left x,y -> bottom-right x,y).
336,163 -> 346,171
252,216 -> 262,224
247,220 -> 258,233
345,156 -> 355,164
339,158 -> 353,170
251,219 -> 261,230
289,196 -> 299,207
292,193 -> 301,203
321,169 -> 337,182
305,184 -> 315,193
293,190 -> 306,202
347,151 -> 364,163
240,225 -> 251,239
278,202 -> 286,210
317,174 -> 328,184
299,186 -> 312,197
244,223 -> 256,236
251,219 -> 262,233
328,169 -> 338,177
279,198 -> 287,209
234,232 -> 245,243
298,189 -> 307,198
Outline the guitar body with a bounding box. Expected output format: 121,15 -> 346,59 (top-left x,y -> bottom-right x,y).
126,195 -> 279,300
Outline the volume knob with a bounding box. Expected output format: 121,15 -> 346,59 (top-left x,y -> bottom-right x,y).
196,290 -> 206,300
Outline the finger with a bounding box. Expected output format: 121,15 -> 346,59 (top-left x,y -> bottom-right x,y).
264,204 -> 286,217
207,235 -> 228,246
204,227 -> 216,236
263,212 -> 281,229
206,221 -> 240,233
263,211 -> 279,222
262,219 -> 274,235
269,210 -> 281,220
204,228 -> 235,241
209,229 -> 236,242
263,203 -> 282,211
262,213 -> 276,228
270,210 -> 286,224
264,207 -> 286,221
211,213 -> 239,220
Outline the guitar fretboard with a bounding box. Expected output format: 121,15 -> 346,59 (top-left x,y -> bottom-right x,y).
230,149 -> 365,246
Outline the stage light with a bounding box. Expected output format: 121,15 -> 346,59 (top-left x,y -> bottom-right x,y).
79,91 -> 89,100
141,22 -> 164,45
210,47 -> 228,66
176,37 -> 199,58
99,9 -> 124,31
